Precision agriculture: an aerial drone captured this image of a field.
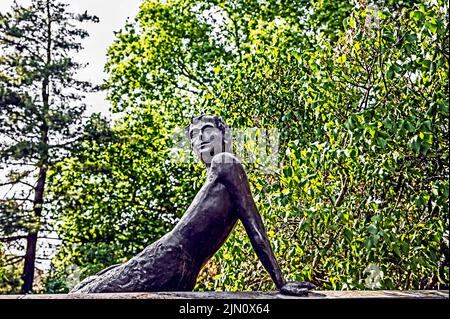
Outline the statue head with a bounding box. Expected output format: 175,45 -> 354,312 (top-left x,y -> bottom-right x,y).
185,115 -> 232,165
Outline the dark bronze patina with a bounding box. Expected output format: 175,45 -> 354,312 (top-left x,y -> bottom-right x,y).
70,115 -> 315,296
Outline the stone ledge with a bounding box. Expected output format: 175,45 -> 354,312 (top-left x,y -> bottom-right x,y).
1,290 -> 448,299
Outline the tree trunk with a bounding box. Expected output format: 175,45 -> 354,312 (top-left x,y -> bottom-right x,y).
21,166 -> 47,293
21,234 -> 38,293
20,0 -> 51,293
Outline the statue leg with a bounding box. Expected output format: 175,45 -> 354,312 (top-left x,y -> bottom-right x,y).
70,239 -> 197,293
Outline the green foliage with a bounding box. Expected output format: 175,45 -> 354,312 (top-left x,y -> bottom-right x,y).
49,0 -> 448,292
0,247 -> 22,294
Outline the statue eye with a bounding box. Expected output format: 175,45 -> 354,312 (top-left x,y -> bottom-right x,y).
202,127 -> 214,135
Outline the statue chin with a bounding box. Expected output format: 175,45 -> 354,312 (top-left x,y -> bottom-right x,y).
199,153 -> 215,165
196,146 -> 222,164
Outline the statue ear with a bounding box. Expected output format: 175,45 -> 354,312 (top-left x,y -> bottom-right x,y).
184,124 -> 191,139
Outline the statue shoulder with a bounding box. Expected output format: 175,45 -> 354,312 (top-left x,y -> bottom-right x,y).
210,152 -> 245,179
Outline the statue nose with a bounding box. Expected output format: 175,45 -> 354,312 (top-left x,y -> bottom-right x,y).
199,131 -> 207,141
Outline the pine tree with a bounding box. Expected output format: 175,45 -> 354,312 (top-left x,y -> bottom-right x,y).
0,0 -> 99,293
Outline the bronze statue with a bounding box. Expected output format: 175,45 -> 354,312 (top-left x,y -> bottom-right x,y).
70,115 -> 315,296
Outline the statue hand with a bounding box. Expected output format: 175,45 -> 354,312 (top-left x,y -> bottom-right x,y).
280,281 -> 316,296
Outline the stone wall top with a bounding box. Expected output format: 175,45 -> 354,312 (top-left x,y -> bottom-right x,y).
1,290 -> 448,299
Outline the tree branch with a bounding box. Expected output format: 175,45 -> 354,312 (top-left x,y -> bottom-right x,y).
1,255 -> 23,267
335,176 -> 349,207
0,235 -> 27,242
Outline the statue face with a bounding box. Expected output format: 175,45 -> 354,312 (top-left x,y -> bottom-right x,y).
188,120 -> 224,164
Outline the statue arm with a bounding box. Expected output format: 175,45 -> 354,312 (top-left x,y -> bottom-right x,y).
211,154 -> 285,288
211,153 -> 315,295
237,194 -> 286,289
234,175 -> 316,295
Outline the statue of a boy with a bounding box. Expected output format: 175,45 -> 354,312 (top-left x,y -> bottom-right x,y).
71,115 -> 315,296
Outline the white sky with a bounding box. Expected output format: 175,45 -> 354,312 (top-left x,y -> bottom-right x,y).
0,0 -> 143,117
